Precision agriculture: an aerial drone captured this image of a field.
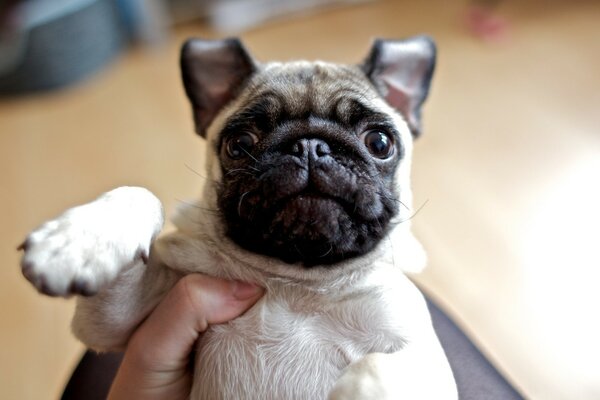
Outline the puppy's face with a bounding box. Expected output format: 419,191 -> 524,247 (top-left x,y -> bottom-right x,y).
181,38 -> 435,268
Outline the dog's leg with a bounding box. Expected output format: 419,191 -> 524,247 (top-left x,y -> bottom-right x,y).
328,333 -> 457,400
19,186 -> 178,350
328,277 -> 458,400
71,251 -> 182,351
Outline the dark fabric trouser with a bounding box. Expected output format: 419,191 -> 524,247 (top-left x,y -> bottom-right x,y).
61,295 -> 524,400
426,297 -> 524,399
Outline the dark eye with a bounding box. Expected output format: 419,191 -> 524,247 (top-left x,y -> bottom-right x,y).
362,130 -> 394,159
225,132 -> 258,159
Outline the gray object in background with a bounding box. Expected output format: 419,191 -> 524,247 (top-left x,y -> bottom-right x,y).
0,0 -> 125,95
166,0 -> 372,32
207,0 -> 371,33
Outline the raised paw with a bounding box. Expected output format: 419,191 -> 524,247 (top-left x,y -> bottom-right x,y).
328,353 -> 396,400
329,351 -> 458,400
19,187 -> 164,297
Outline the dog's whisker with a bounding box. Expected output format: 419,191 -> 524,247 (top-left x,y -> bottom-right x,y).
184,163 -> 217,183
226,168 -> 256,177
238,191 -> 251,217
294,244 -> 304,257
399,200 -> 411,211
240,147 -> 260,164
398,199 -> 429,223
319,244 -> 333,258
175,198 -> 219,214
377,191 -> 411,211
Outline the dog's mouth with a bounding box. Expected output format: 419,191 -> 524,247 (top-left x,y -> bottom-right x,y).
271,192 -> 346,236
265,199 -> 349,265
226,188 -> 376,266
276,190 -> 346,215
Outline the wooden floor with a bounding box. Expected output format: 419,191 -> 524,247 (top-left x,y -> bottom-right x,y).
1,0 -> 599,398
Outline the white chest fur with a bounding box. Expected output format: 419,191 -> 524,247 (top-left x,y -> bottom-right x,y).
190,270 -> 413,400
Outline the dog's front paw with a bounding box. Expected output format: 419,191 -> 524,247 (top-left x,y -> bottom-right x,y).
19,187 -> 163,297
329,353 -> 398,400
20,215 -> 138,297
329,351 -> 457,400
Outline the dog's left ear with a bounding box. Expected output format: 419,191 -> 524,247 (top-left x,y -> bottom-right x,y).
181,38 -> 257,137
362,36 -> 436,137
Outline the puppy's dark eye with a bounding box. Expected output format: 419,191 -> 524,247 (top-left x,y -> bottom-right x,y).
225,132 -> 258,159
362,130 -> 394,159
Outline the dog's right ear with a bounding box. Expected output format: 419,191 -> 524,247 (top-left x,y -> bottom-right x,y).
181,38 -> 256,137
361,36 -> 436,138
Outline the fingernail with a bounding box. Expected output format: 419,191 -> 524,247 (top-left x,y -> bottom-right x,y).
232,281 -> 263,300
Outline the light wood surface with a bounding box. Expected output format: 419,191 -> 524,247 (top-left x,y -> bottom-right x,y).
1,0 -> 599,398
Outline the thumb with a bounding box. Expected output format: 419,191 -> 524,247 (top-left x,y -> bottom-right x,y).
109,275 -> 263,400
202,279 -> 267,326
132,274 -> 264,369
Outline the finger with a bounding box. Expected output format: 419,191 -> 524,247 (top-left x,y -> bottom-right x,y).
130,274 -> 263,371
108,275 -> 263,400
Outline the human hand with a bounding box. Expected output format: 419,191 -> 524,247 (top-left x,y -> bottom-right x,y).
107,274 -> 264,400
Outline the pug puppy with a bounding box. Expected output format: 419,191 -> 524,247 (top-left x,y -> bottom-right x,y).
19,37 -> 457,399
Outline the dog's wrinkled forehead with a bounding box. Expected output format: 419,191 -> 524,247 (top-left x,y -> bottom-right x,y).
223,61 -> 396,137
248,62 -> 378,114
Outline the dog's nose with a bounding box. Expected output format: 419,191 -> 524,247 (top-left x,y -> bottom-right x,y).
289,138 -> 331,160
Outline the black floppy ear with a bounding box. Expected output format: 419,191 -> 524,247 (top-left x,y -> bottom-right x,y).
362,36 -> 436,137
181,38 -> 256,137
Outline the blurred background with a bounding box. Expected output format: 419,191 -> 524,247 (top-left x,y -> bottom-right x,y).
1,0 -> 599,398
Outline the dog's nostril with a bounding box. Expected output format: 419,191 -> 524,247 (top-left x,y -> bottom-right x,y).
315,141 -> 330,157
288,138 -> 331,159
290,141 -> 304,157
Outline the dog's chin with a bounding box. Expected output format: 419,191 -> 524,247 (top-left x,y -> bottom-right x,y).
225,193 -> 388,267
